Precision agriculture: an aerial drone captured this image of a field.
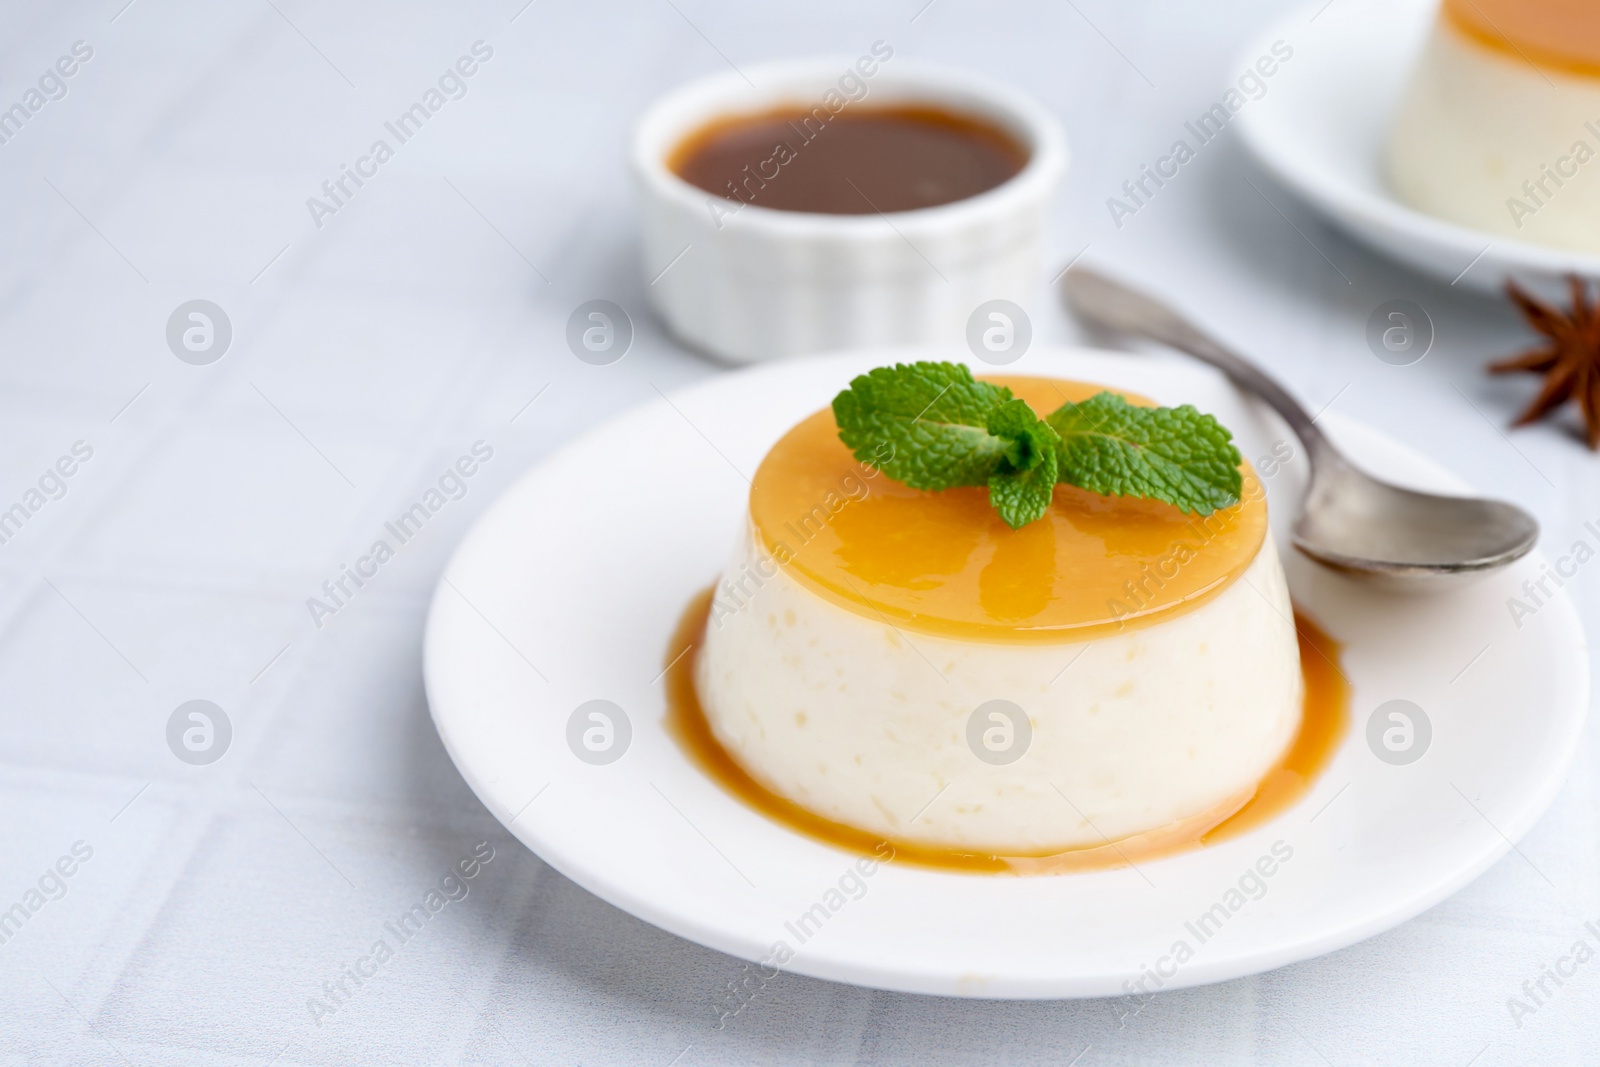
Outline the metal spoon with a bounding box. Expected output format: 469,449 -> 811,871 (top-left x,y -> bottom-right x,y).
1060,266 -> 1539,590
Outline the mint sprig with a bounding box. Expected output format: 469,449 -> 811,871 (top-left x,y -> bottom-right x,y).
831,362 -> 1242,528
831,362 -> 1013,490
1046,391 -> 1243,517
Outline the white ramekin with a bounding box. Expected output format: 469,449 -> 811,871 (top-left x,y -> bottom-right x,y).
633,57 -> 1068,364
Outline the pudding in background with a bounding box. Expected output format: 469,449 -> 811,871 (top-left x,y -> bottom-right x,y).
1387,0 -> 1600,251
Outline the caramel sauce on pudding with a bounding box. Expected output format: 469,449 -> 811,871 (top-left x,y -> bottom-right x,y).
1443,0 -> 1600,77
664,587 -> 1350,875
747,377 -> 1268,643
669,104 -> 1028,215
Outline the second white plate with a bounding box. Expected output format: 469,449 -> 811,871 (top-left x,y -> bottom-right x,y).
1235,0 -> 1600,291
424,347 -> 1588,998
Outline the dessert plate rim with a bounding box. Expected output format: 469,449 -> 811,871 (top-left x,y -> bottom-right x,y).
1233,0 -> 1600,292
423,346 -> 1589,999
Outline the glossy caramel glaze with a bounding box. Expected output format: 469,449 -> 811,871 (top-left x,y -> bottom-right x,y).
663,587 -> 1350,875
747,377 -> 1267,642
1444,0 -> 1600,78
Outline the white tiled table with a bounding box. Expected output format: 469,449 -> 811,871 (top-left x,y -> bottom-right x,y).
1,1 -> 1595,1063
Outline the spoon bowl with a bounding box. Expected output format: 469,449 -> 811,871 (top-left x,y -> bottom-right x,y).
1060,267 -> 1539,590
1293,461 -> 1540,591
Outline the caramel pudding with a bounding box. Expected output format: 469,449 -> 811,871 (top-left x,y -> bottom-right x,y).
670,105 -> 1028,215
694,378 -> 1304,855
1388,0 -> 1600,251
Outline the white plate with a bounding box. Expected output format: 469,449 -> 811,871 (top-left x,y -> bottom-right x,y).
423,348 -> 1588,998
1234,0 -> 1600,292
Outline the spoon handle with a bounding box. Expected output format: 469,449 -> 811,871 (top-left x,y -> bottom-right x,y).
1060,267 -> 1333,462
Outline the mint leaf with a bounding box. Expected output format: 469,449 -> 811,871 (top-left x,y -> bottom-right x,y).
1045,391 -> 1242,515
830,363 -> 1245,527
984,398 -> 1061,528
989,452 -> 1059,528
832,362 -> 1013,490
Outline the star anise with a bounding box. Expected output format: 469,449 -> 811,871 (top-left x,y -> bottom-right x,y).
1488,275 -> 1600,449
